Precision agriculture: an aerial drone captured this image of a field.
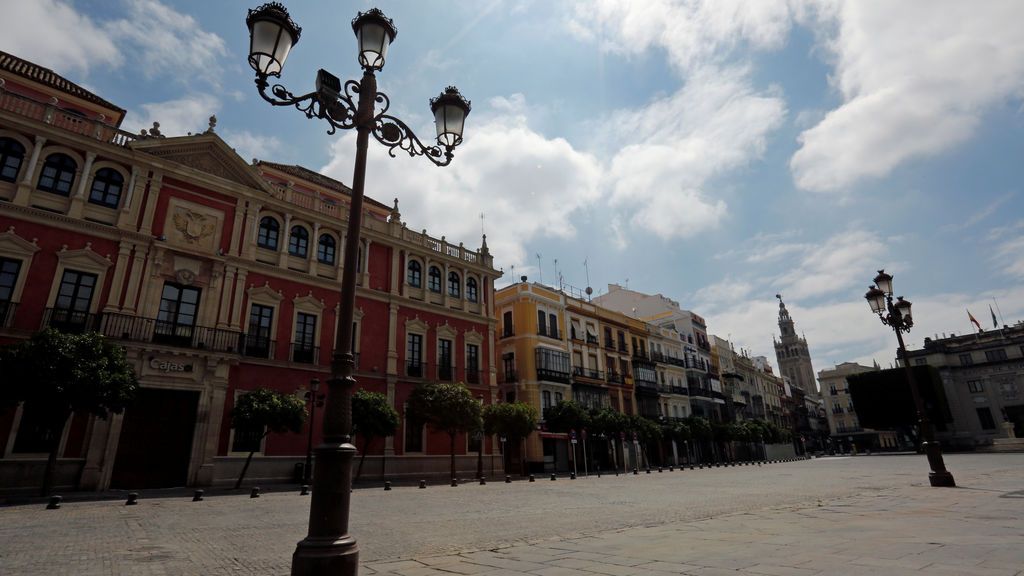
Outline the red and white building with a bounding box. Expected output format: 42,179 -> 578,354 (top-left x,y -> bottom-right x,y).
0,50 -> 501,492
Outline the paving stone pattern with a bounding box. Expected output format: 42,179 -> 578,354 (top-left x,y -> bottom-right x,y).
1,454 -> 1022,575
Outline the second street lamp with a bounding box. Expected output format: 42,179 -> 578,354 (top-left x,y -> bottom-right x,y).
246,3 -> 471,575
864,269 -> 955,487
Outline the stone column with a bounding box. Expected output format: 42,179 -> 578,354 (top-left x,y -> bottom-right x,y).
228,201 -> 246,257
104,242 -> 134,311
386,302 -> 399,376
230,269 -> 249,329
122,243 -> 149,312
67,151 -> 96,217
217,266 -> 236,328
13,135 -> 45,205
138,172 -> 163,235
116,167 -> 142,228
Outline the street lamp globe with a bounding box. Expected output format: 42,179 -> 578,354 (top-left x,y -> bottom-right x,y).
430,86 -> 472,148
352,8 -> 397,71
894,296 -> 913,325
873,269 -> 894,296
246,2 -> 302,77
864,286 -> 886,314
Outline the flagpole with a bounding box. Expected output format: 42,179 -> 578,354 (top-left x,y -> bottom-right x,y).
992,297 -> 1005,327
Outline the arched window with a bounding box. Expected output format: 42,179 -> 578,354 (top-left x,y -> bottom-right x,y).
448,271 -> 461,297
466,277 -> 478,302
37,153 -> 77,195
407,260 -> 422,287
427,266 -> 441,292
289,226 -> 309,258
88,167 -> 124,208
257,216 -> 280,250
0,138 -> 26,182
317,234 -> 336,264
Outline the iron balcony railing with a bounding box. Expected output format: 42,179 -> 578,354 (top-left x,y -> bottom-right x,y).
97,311 -> 244,352
466,369 -> 481,384
43,308 -> 102,334
437,364 -> 454,381
242,335 -> 275,359
290,342 -> 319,364
585,334 -> 599,345
572,366 -> 604,381
607,372 -> 624,384
406,360 -> 427,378
536,366 -> 571,384
502,369 -> 519,383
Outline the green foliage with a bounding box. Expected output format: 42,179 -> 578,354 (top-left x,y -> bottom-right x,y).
352,389 -> 399,440
0,328 -> 138,419
406,382 -> 481,437
663,419 -> 691,443
542,400 -> 590,433
482,401 -> 538,440
629,415 -> 662,443
231,387 -> 307,436
0,329 -> 139,495
588,407 -> 629,437
684,416 -> 713,441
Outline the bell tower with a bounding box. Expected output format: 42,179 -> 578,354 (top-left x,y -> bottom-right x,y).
773,294 -> 818,397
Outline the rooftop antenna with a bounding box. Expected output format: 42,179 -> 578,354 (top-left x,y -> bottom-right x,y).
992,296 -> 1005,327
536,253 -> 543,284
625,277 -> 629,289
583,257 -> 593,301
510,264 -> 515,282
479,212 -> 486,236
554,258 -> 561,290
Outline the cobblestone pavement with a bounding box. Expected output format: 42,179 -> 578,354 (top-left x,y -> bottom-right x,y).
1,454 -> 1022,575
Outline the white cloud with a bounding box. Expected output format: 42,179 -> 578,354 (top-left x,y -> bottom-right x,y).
123,94 -> 220,137
942,192 -> 1016,232
222,130 -> 284,164
1,0 -> 123,75
994,235 -> 1024,279
0,0 -> 225,86
791,1 -> 1024,192
603,65 -> 786,240
319,95 -> 602,273
777,229 -> 887,300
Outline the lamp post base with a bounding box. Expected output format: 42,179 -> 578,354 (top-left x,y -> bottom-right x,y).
928,471 -> 956,487
291,536 -> 359,576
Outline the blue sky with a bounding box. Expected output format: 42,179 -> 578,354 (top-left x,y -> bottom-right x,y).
5,0 -> 1024,378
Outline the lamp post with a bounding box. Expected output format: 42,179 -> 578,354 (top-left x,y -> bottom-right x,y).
864,269 -> 955,487
303,378 -> 324,485
246,4 -> 471,574
476,395 -> 484,479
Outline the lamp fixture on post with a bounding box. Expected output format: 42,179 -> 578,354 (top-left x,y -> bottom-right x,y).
245,3 -> 470,575
864,269 -> 955,487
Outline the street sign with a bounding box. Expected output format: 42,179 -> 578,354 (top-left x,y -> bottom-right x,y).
571,439 -> 578,444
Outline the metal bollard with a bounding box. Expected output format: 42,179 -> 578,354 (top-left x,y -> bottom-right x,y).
550,473 -> 556,481
658,467 -> 663,473
505,475 -> 511,484
529,475 -> 535,482
300,484 -> 309,495
570,472 -> 576,480
646,468 -> 651,474
451,479 -> 458,487
126,492 -> 139,505
597,466 -> 601,478
193,490 -> 204,502
419,480 -> 427,489
669,466 -> 674,472
250,487 -> 260,498
384,481 -> 391,491
479,477 -> 486,485
46,495 -> 62,510
633,468 -> 639,475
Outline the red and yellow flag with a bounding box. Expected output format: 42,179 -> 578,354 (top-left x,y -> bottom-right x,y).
967,309 -> 981,332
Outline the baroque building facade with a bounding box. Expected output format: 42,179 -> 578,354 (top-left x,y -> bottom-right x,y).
773,295 -> 819,398
0,50 -> 501,492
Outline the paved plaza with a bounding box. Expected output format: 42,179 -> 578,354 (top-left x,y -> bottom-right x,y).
0,454 -> 1022,575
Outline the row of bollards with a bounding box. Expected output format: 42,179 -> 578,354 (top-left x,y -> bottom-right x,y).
43,458 -> 815,509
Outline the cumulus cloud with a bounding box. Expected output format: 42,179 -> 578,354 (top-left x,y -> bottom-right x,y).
222,130 -> 284,164
320,95 -> 602,273
791,1 -> 1024,192
1,0 -> 123,75
124,94 -> 220,137
0,0 -> 226,86
776,229 -> 887,300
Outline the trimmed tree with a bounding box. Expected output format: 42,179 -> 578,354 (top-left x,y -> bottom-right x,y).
0,329 -> 138,496
231,387 -> 306,489
482,401 -> 538,475
406,382 -> 481,482
352,389 -> 399,480
543,399 -> 590,434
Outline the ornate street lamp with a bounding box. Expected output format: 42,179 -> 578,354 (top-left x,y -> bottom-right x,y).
303,378 -> 324,485
246,4 -> 470,574
864,269 -> 955,487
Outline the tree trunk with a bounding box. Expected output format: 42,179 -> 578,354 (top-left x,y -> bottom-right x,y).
235,450 -> 256,489
356,435 -> 371,481
449,432 -> 456,482
40,415 -> 66,497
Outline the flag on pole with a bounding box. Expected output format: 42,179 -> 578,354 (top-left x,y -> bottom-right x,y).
990,305 -> 998,328
967,309 -> 981,332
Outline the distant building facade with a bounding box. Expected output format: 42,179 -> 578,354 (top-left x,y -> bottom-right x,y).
817,362 -> 901,452
904,324 -> 1024,447
0,50 -> 501,492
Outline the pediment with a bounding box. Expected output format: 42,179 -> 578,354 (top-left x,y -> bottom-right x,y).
436,323 -> 457,339
57,243 -> 112,272
131,134 -> 274,193
0,227 -> 41,257
247,282 -> 284,303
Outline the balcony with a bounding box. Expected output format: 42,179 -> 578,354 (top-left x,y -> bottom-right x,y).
406,360 -> 427,378
651,351 -> 666,363
572,366 -> 604,381
536,366 -> 571,384
670,385 -> 688,395
666,356 -> 686,368
585,334 -> 599,346
618,342 -> 628,353
437,364 -> 454,382
607,372 -> 624,385
242,335 -> 275,359
43,308 -> 101,334
466,369 -> 481,385
501,328 -> 514,339
0,89 -> 138,147
290,342 -> 319,364
502,369 -> 519,383
604,340 -> 615,350
0,301 -> 17,328
97,311 -> 245,352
